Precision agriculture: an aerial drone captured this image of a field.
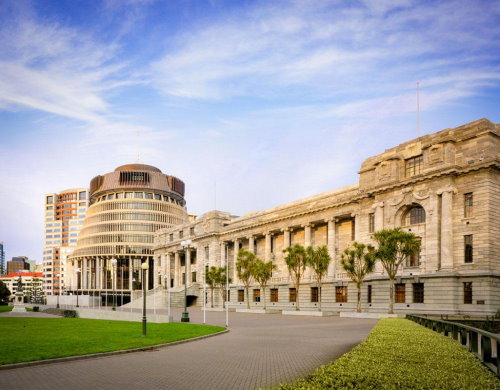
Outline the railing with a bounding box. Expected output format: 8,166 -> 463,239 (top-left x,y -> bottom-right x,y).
406,314 -> 500,377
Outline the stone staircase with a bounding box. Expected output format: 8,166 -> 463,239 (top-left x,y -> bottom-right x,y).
121,284 -> 200,309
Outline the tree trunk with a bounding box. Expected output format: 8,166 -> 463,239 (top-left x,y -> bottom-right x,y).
356,286 -> 361,313
388,279 -> 394,314
210,287 -> 214,308
246,285 -> 250,309
221,287 -> 225,309
262,286 -> 266,310
295,281 -> 300,311
318,280 -> 322,311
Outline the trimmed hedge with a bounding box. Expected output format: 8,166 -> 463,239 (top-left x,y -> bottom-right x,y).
277,318 -> 500,390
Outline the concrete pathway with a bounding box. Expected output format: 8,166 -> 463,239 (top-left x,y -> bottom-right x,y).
0,311 -> 60,318
0,308 -> 377,390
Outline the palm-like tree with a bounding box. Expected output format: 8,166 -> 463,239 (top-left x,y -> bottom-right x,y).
214,266 -> 232,309
205,266 -> 218,308
283,244 -> 307,310
340,242 -> 376,313
306,246 -> 331,311
236,249 -> 256,309
373,228 -> 421,314
252,259 -> 276,310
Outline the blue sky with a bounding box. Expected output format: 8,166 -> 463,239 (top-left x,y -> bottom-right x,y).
0,0 -> 499,263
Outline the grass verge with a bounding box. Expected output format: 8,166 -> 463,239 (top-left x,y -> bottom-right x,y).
0,306 -> 13,313
276,318 -> 499,390
0,317 -> 224,365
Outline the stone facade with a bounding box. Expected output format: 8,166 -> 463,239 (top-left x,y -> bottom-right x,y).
153,119 -> 500,315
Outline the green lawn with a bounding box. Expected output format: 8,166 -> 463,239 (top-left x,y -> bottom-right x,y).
277,318 -> 500,390
0,306 -> 13,313
0,318 -> 224,365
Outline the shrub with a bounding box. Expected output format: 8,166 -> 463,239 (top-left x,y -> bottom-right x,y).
276,318 -> 500,390
63,310 -> 78,318
33,306 -> 39,312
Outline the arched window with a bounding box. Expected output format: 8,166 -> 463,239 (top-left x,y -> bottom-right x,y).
403,205 -> 425,226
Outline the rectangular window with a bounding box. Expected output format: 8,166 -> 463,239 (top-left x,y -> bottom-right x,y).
116,192 -> 123,199
169,234 -> 173,242
205,246 -> 209,260
182,273 -> 185,285
238,289 -> 244,302
289,288 -> 297,303
79,191 -> 87,200
190,227 -> 195,236
464,235 -> 473,263
413,283 -> 424,303
270,288 -> 278,302
395,284 -> 405,303
464,193 -> 473,217
405,155 -> 423,177
253,289 -> 261,302
179,230 -> 184,239
310,287 -> 319,303
367,285 -> 372,303
125,192 -> 133,199
46,195 -> 54,204
154,194 -> 161,200
134,192 -> 143,199
192,272 -> 196,283
145,193 -> 153,199
464,282 -> 473,304
336,286 -> 348,303
368,213 -> 375,233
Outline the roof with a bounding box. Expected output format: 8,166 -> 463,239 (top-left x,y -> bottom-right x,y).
114,164 -> 162,173
0,272 -> 42,279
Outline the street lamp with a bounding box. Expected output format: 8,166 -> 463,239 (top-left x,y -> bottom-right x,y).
141,261 -> 149,337
180,240 -> 192,323
75,267 -> 81,308
56,272 -> 60,309
111,258 -> 117,310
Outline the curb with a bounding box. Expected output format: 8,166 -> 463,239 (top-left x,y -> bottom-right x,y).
0,329 -> 229,371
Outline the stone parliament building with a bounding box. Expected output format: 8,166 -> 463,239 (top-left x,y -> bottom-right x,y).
153,118 -> 499,315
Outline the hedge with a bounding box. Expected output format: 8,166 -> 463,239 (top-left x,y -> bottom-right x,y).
276,318 -> 499,390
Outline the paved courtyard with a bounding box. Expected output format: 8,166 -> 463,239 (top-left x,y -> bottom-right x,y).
0,308 -> 377,390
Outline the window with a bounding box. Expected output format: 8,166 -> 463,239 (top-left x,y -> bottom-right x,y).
336,286 -> 348,303
395,284 -> 405,303
368,213 -> 375,233
192,272 -> 196,283
145,193 -> 153,199
464,282 -> 473,304
46,195 -> 54,204
125,192 -> 133,199
403,205 -> 425,225
413,283 -> 424,303
238,289 -> 244,302
367,285 -> 372,303
311,287 -> 319,303
253,289 -> 261,302
79,191 -> 87,200
116,192 -> 123,199
134,192 -> 143,199
108,193 -> 115,200
464,193 -> 473,217
190,227 -> 195,236
270,288 -> 278,302
182,273 -> 185,285
405,155 -> 423,177
407,237 -> 421,267
289,288 -> 297,303
179,230 -> 184,239
154,194 -> 161,200
169,234 -> 173,242
464,235 -> 473,263
205,246 -> 209,260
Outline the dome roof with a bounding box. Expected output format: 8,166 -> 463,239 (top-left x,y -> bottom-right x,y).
114,164 -> 162,173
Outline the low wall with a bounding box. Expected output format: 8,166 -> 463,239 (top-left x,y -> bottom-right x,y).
76,308 -> 172,323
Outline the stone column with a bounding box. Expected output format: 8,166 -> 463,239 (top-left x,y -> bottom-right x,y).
327,219 -> 336,277
265,233 -> 272,261
95,257 -> 101,290
283,228 -> 290,249
439,186 -> 456,270
233,239 -> 240,282
220,242 -> 226,267
83,258 -> 88,289
352,214 -> 360,242
128,257 -> 133,290
174,252 -> 180,287
73,262 -> 78,291
304,224 -> 312,247
166,253 -> 171,288
186,249 -> 191,287
373,202 -> 385,231
248,236 -> 254,253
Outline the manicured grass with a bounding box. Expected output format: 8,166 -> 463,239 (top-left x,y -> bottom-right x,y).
0,306 -> 13,313
277,318 -> 500,390
0,318 -> 224,365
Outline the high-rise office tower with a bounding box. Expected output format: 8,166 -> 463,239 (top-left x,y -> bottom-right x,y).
0,242 -> 5,275
43,189 -> 89,296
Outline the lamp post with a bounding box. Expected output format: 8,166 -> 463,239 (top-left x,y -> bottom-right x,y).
111,258 -> 117,310
180,240 -> 191,323
141,261 -> 149,337
76,267 -> 81,308
56,273 -> 60,309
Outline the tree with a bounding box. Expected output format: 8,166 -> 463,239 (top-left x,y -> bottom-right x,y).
373,228 -> 421,314
283,244 -> 308,310
205,266 -> 219,308
340,242 -> 376,312
236,249 -> 256,309
306,245 -> 331,311
0,281 -> 11,305
252,259 -> 276,310
214,266 -> 232,309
